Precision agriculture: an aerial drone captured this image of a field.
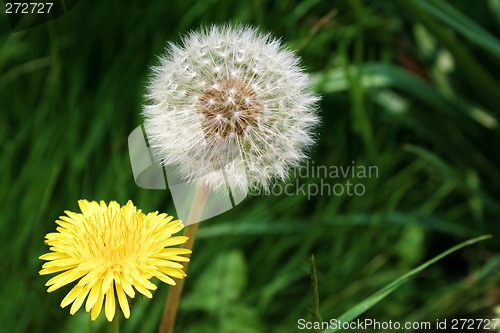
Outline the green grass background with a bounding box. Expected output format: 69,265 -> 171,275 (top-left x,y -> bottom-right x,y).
1,0 -> 500,332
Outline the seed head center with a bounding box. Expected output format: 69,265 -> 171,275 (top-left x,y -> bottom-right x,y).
199,79 -> 259,138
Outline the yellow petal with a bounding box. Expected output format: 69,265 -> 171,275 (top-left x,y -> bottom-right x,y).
78,199 -> 99,216
132,280 -> 153,299
60,284 -> 83,308
155,248 -> 192,257
90,290 -> 105,321
156,273 -> 176,286
154,261 -> 184,269
141,277 -> 157,290
70,285 -> 90,315
105,287 -> 116,322
39,252 -> 69,261
86,279 -> 103,312
54,219 -> 73,229
115,283 -> 130,319
41,257 -> 81,268
161,255 -> 190,262
162,236 -> 189,247
121,279 -> 135,298
39,264 -> 77,276
101,270 -> 114,294
79,267 -> 104,286
154,220 -> 183,235
46,269 -> 88,292
65,210 -> 83,223
159,267 -> 187,279
98,200 -> 107,209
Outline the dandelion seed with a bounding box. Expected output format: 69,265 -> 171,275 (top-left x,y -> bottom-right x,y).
39,200 -> 190,321
143,25 -> 320,194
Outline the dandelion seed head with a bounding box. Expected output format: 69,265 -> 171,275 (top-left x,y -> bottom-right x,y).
144,25 -> 320,193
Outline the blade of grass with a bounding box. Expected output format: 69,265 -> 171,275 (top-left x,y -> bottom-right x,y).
341,0 -> 375,155
416,0 -> 500,57
310,254 -> 322,329
318,62 -> 451,109
490,0 -> 500,26
323,234 -> 492,333
397,0 -> 500,109
404,145 -> 500,215
315,62 -> 497,128
196,212 -> 471,238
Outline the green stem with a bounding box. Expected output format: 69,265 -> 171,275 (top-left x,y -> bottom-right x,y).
309,254 -> 322,332
158,182 -> 210,333
109,314 -> 120,333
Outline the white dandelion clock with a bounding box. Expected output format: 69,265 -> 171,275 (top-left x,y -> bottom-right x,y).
143,25 -> 320,195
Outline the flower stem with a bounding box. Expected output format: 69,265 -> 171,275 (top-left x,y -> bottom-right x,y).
158,182 -> 210,333
109,314 -> 120,333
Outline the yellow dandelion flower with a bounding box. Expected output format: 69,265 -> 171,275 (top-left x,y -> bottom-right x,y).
39,199 -> 191,322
